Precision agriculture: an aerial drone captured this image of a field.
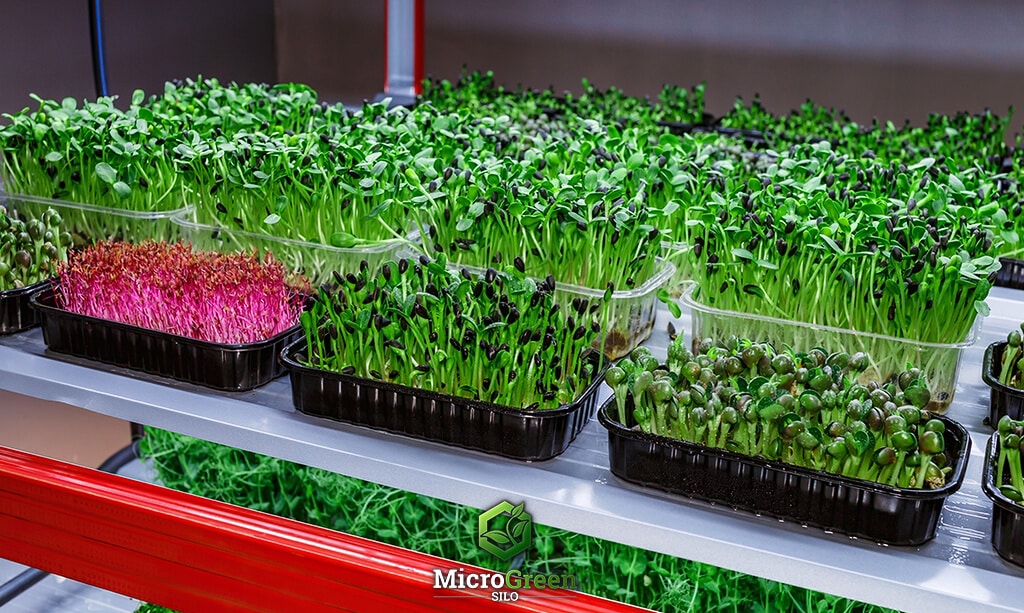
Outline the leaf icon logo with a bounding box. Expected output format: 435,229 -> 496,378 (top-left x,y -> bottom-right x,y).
478,500 -> 532,560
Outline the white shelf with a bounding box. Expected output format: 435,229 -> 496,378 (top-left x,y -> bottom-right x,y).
2,288 -> 1024,613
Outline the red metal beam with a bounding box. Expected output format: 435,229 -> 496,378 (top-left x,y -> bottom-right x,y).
0,445 -> 650,612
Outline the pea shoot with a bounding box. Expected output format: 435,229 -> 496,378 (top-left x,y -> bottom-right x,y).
996,323 -> 1024,390
606,332 -> 952,489
0,204 -> 70,290
994,416 -> 1024,504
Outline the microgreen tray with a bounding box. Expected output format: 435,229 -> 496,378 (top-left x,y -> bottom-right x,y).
680,285 -> 977,414
983,342 -> 1024,425
995,257 -> 1024,290
281,338 -> 606,461
0,192 -> 191,245
981,433 -> 1024,567
172,209 -> 408,286
0,280 -> 47,336
29,286 -> 301,391
598,399 -> 970,545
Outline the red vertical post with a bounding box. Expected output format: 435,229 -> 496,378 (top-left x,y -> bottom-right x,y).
382,0 -> 424,105
414,0 -> 424,94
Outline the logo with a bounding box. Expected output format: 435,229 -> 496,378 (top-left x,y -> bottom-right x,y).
433,501 -> 578,603
477,500 -> 532,561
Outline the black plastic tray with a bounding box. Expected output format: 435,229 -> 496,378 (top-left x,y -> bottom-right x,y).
29,287 -> 301,391
983,342 -> 1024,425
981,433 -> 1024,567
597,398 -> 970,545
995,257 -> 1024,290
282,338 -> 606,461
0,280 -> 47,335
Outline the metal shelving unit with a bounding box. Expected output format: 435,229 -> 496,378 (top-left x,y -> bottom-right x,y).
3,3 -> 1017,611
2,287 -> 1023,612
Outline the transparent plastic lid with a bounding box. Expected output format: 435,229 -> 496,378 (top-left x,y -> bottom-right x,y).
0,192 -> 192,220
173,209 -> 411,255
404,229 -> 675,299
680,284 -> 981,349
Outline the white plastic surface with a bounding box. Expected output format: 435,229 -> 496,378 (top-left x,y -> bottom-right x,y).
1,289 -> 1024,612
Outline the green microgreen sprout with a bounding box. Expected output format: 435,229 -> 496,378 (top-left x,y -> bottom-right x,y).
607,332 -> 952,489
0,93 -> 187,213
997,323 -> 1024,389
719,96 -> 1024,262
406,118 -> 670,293
175,99 -> 429,250
995,415 -> 1024,504
400,111 -> 687,358
0,204 -> 70,290
140,76 -> 349,138
419,70 -> 707,129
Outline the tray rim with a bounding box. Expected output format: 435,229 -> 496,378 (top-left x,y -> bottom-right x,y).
0,278 -> 50,300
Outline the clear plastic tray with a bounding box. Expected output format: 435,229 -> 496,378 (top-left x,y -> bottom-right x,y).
546,259 -> 675,359
402,247 -> 674,361
0,192 -> 190,245
172,209 -> 409,286
680,285 -> 979,414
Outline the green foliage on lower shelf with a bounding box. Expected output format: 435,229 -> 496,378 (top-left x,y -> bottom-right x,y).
135,427 -> 898,613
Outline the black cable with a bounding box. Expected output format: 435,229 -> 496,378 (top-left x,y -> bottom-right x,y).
0,439 -> 140,607
87,0 -> 109,97
97,439 -> 140,473
0,570 -> 44,608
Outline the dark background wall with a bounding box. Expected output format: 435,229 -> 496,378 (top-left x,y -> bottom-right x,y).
278,0 -> 1024,138
2,0 -> 1024,137
0,0 -> 277,461
0,0 -> 276,113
